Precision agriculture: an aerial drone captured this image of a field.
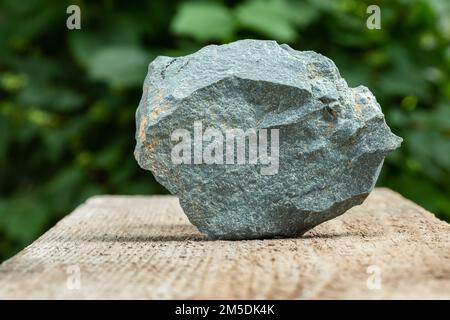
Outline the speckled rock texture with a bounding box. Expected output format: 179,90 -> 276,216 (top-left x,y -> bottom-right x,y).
134,39 -> 402,240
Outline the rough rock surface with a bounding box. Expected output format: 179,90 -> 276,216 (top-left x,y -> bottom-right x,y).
134,39 -> 402,240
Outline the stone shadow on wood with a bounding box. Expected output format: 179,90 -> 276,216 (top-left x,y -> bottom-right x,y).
67,223 -> 382,242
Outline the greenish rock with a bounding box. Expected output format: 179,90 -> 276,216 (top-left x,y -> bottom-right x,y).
134,40 -> 402,239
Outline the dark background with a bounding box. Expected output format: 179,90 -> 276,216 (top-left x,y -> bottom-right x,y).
1,0 -> 449,262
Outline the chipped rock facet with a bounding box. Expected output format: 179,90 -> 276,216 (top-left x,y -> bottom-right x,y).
134,40 -> 402,239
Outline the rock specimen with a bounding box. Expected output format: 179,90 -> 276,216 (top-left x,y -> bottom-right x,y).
134,40 -> 402,240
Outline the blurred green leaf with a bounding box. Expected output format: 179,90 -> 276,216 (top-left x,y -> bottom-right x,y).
407,130 -> 450,169
0,196 -> 48,245
171,2 -> 235,41
87,46 -> 151,89
18,86 -> 85,112
235,0 -> 299,41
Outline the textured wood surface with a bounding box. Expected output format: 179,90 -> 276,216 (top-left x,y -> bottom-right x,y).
0,188 -> 449,299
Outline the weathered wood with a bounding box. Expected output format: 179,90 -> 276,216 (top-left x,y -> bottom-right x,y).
0,188 -> 448,299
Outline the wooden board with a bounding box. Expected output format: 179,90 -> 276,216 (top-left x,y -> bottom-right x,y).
0,188 -> 449,299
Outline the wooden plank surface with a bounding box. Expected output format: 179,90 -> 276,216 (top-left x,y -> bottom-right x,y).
0,188 -> 448,299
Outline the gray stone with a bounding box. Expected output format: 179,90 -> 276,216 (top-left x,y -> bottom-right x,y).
134,39 -> 402,240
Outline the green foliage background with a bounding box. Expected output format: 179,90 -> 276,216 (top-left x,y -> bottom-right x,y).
0,0 -> 449,262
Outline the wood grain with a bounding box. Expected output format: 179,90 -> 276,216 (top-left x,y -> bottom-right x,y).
0,188 -> 448,299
